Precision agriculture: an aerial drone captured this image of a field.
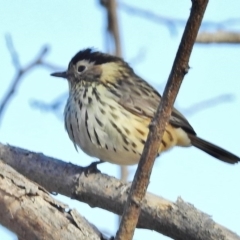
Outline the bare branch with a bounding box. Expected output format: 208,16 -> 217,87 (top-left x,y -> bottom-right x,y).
115,1 -> 209,239
182,94 -> 235,116
119,2 -> 184,34
120,2 -> 240,35
1,36 -> 47,124
128,48 -> 147,66
0,160 -> 108,240
101,0 -> 129,188
5,34 -> 21,70
0,143 -> 239,240
196,31 -> 240,43
101,0 -> 122,56
0,35 -> 62,125
100,0 -> 121,55
39,61 -> 64,71
30,92 -> 68,119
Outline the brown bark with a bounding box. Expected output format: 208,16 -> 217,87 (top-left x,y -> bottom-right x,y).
115,0 -> 209,239
0,160 -> 106,240
0,143 -> 239,240
196,31 -> 240,43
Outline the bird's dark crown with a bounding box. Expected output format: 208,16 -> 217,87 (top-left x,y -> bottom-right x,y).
70,48 -> 122,66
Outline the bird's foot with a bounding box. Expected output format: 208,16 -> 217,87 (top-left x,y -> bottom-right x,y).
82,160 -> 104,176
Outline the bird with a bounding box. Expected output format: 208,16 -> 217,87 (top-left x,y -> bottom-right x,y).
51,48 -> 240,170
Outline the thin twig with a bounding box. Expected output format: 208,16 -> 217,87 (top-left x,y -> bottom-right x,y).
0,35 -> 52,124
105,0 -> 122,56
30,92 -> 68,119
196,31 -> 240,43
100,0 -> 122,55
101,0 -> 129,187
120,2 -> 240,33
115,1 -> 209,240
5,34 -> 21,69
120,2 -> 184,34
128,48 -> 146,66
183,94 -> 234,116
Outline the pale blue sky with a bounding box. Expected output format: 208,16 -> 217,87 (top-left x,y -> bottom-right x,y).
1,1 -> 240,239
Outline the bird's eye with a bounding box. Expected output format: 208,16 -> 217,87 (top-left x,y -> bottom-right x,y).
77,65 -> 86,73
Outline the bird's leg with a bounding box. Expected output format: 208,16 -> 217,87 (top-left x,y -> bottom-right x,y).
82,160 -> 104,176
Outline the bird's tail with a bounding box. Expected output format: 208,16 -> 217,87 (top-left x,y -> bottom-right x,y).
188,135 -> 240,164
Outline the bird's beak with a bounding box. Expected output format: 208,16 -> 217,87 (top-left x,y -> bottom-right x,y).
50,71 -> 68,79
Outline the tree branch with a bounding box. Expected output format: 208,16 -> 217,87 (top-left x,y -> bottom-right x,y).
196,31 -> 240,43
101,0 -> 122,56
1,143 -> 239,240
182,93 -> 234,116
115,1 -> 209,239
120,2 -> 240,35
101,0 -> 129,189
30,92 -> 68,119
119,2 -> 184,34
0,35 -> 62,125
0,160 -> 108,240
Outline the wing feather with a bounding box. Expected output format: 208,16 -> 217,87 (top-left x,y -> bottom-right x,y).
114,75 -> 196,135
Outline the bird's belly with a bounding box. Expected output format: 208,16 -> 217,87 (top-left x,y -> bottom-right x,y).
66,102 -> 144,165
76,120 -> 141,165
81,137 -> 141,165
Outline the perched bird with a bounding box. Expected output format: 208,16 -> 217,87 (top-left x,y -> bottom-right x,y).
51,48 -> 240,168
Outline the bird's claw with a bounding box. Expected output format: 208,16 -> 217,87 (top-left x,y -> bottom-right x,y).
82,161 -> 103,176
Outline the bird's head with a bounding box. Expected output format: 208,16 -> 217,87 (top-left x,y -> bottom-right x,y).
51,48 -> 133,88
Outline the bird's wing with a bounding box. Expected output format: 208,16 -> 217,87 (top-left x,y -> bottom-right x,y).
116,76 -> 196,135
